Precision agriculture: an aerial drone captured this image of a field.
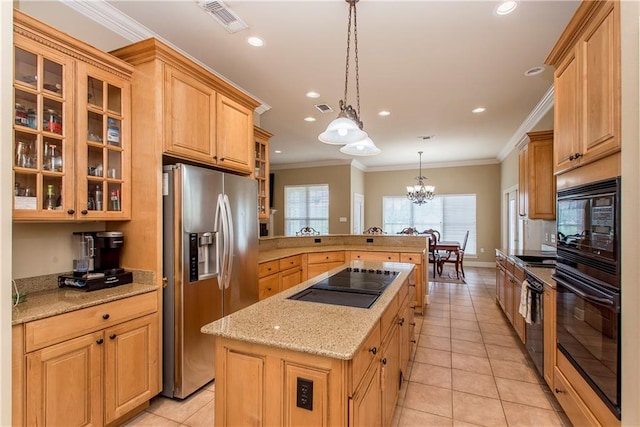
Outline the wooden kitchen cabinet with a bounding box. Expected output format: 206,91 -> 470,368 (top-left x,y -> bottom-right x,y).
279,255 -> 303,291
258,273 -> 280,300
546,0 -> 620,175
380,323 -> 400,427
518,131 -> 556,219
112,38 -> 259,175
495,251 -> 525,344
400,252 -> 425,315
12,10 -> 132,221
307,251 -> 346,278
543,285 -> 557,388
350,251 -> 399,263
254,126 -> 273,220
15,291 -> 160,427
350,362 -> 381,427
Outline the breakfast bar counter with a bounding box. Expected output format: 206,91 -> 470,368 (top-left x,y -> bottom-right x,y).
202,261 -> 417,427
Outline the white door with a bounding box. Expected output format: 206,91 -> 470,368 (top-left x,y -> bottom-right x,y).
353,193 -> 364,234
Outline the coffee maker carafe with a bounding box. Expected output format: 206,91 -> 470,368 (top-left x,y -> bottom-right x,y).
72,232 -> 95,276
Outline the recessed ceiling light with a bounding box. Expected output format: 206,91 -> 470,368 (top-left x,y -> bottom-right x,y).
495,0 -> 518,16
304,117 -> 316,122
472,107 -> 486,113
524,66 -> 545,76
305,91 -> 321,99
378,110 -> 391,116
247,36 -> 264,47
274,150 -> 282,154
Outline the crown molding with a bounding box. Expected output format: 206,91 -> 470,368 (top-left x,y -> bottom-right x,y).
497,85 -> 555,161
367,158 -> 500,172
60,0 -> 271,114
270,159 -> 354,171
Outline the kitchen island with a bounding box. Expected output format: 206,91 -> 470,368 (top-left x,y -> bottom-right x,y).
202,261 -> 416,427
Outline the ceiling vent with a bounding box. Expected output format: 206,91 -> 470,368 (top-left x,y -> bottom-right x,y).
314,104 -> 334,114
198,1 -> 248,33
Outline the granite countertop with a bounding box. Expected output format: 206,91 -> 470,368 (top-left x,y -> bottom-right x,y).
202,261 -> 414,360
12,282 -> 159,325
495,248 -> 556,288
259,245 -> 425,263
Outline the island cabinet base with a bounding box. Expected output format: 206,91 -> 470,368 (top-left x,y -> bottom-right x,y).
214,337 -> 348,426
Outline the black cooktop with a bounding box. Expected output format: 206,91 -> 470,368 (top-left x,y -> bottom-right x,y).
287,267 -> 400,309
311,267 -> 399,295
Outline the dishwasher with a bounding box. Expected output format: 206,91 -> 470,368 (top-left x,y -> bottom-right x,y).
524,272 -> 544,377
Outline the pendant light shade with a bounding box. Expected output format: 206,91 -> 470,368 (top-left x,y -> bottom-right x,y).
318,116 -> 368,145
317,0 -> 380,156
340,137 -> 381,156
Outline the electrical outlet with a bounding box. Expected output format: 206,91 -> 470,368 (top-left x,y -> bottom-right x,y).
480,248 -> 485,253
296,377 -> 313,411
314,238 -> 321,243
366,238 -> 374,243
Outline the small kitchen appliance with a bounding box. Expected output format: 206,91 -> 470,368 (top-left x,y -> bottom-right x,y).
60,231 -> 131,291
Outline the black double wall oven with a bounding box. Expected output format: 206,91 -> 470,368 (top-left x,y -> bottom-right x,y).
553,177 -> 621,419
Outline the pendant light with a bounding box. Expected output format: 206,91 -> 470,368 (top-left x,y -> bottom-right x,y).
406,151 -> 436,205
318,0 -> 380,155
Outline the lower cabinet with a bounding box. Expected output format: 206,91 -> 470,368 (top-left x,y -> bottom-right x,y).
214,278 -> 413,427
15,291 -> 160,427
543,285 -> 556,388
495,252 -> 526,344
279,255 -> 303,291
307,251 -> 346,278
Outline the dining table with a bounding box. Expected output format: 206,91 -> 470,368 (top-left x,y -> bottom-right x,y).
434,240 -> 462,277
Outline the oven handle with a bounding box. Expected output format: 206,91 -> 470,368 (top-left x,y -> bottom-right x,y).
553,275 -> 616,308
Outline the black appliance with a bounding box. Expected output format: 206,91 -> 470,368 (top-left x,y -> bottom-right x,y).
524,272 -> 545,377
288,267 -> 399,308
554,177 -> 621,419
93,231 -> 125,273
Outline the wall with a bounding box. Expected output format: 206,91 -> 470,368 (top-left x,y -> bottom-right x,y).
620,1 -> 640,425
272,164 -> 352,235
1,4 -> 13,424
350,164 -> 365,232
364,164 -> 501,264
500,149 -> 519,191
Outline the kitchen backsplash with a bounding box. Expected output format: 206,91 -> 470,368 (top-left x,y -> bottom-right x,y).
521,218 -> 557,251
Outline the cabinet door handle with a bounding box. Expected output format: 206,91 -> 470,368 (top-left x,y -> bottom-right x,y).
369,347 -> 377,355
212,156 -> 217,160
267,287 -> 272,291
109,334 -> 116,340
569,154 -> 574,161
220,157 -> 225,161
574,152 -> 583,159
67,209 -> 75,215
382,358 -> 387,365
96,338 -> 104,345
102,313 -> 110,320
410,322 -> 416,326
555,388 -> 564,394
410,339 -> 417,343
81,210 -> 88,215
398,317 -> 405,326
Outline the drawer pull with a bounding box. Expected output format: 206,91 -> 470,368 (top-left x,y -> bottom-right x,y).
398,317 -> 405,326
382,358 -> 387,365
555,388 -> 564,394
267,287 -> 272,291
410,322 -> 416,326
96,338 -> 104,345
102,314 -> 110,320
410,339 -> 417,343
268,268 -> 272,271
369,347 -> 377,355
109,334 -> 116,340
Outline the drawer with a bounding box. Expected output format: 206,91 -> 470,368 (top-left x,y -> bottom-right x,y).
307,261 -> 344,279
259,260 -> 280,278
380,294 -> 399,339
25,291 -> 158,352
258,274 -> 279,300
506,258 -> 515,274
350,251 -> 399,262
307,251 -> 345,264
351,323 -> 381,392
397,278 -> 409,305
513,265 -> 526,282
553,367 -> 599,427
279,255 -> 302,271
400,253 -> 422,265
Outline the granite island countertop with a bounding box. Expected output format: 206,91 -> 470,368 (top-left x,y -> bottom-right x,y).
201,260 -> 414,360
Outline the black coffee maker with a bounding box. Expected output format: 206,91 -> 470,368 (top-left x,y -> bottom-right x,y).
94,231 -> 125,274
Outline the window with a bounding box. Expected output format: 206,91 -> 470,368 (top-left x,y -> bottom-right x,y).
383,194 -> 477,255
284,184 -> 329,236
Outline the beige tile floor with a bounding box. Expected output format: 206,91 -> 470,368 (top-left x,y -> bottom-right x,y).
125,266 -> 571,427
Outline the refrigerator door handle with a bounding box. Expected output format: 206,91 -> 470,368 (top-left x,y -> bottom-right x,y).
220,194 -> 230,288
214,194 -> 225,290
223,195 -> 234,290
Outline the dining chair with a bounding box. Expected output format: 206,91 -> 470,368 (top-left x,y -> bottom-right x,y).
364,226 -> 385,234
437,230 -> 469,279
421,229 -> 441,243
424,232 -> 440,278
397,227 -> 418,235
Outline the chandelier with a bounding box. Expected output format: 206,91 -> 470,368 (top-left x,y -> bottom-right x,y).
406,151 -> 436,205
318,0 -> 380,156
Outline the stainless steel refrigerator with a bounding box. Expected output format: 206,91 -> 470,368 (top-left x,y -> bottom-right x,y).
162,163 -> 258,399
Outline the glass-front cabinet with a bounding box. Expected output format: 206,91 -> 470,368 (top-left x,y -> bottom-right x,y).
254,126 -> 273,220
12,11 -> 132,221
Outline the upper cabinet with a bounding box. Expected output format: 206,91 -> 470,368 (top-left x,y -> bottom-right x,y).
12,10 -> 132,221
254,126 -> 273,220
546,0 -> 620,175
518,131 -> 556,220
111,38 -> 259,175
